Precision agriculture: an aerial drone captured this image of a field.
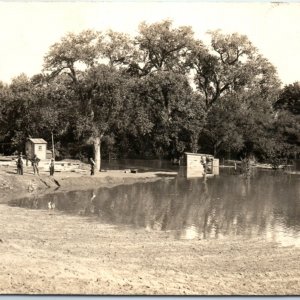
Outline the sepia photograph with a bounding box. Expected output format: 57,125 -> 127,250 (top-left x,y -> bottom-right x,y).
0,0 -> 299,295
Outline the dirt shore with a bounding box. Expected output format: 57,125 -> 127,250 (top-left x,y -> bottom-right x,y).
1,165 -> 300,295
0,164 -> 174,204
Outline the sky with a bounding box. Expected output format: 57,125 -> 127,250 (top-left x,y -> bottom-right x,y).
0,1 -> 300,85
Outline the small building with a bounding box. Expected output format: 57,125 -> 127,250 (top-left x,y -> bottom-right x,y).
25,138 -> 47,160
180,152 -> 219,178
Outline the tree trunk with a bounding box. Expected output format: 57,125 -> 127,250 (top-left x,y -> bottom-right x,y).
213,144 -> 217,157
51,131 -> 55,159
190,132 -> 199,153
93,136 -> 101,171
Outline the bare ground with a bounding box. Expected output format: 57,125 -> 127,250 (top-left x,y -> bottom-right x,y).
0,165 -> 300,295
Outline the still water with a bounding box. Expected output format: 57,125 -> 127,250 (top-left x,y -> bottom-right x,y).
9,169 -> 300,246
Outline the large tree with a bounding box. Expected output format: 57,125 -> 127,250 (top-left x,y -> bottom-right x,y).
119,20 -> 202,158
130,71 -> 202,158
189,31 -> 281,157
76,64 -> 131,165
44,30 -> 132,170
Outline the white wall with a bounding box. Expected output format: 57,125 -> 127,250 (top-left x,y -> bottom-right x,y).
186,154 -> 205,178
33,143 -> 46,160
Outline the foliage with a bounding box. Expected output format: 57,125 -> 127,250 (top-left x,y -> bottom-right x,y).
0,21 -> 298,164
189,31 -> 282,159
0,74 -> 38,150
130,20 -> 196,76
269,82 -> 300,161
189,31 -> 281,111
275,82 -> 300,115
129,71 -> 203,158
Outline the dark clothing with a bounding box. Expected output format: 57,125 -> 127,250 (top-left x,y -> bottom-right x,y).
17,157 -> 23,175
49,163 -> 55,176
90,159 -> 95,176
25,151 -> 29,166
18,166 -> 23,175
33,164 -> 39,175
50,167 -> 54,176
32,156 -> 40,175
91,164 -> 95,175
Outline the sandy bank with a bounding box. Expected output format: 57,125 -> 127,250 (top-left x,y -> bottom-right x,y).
0,203 -> 300,295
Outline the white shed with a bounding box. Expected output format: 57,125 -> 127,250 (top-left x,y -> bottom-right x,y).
25,138 -> 47,160
181,152 -> 219,178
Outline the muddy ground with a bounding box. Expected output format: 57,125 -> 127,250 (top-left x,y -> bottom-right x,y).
0,164 -> 300,295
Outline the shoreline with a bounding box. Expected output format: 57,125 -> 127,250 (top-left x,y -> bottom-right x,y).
0,165 -> 177,204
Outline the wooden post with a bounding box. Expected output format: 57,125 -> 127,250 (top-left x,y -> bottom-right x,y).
51,131 -> 55,159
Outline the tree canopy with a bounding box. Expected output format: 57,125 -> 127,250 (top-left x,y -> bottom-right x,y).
0,20 -> 299,164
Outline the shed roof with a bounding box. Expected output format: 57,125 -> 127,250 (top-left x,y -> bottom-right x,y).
28,138 -> 47,144
184,152 -> 214,157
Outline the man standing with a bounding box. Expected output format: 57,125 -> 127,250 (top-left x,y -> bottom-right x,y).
16,154 -> 24,175
49,158 -> 55,176
32,154 -> 40,175
25,150 -> 29,166
90,157 -> 95,175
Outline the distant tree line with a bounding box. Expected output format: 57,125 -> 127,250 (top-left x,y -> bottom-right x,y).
0,20 -> 299,169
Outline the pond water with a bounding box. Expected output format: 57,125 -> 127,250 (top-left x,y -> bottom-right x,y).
9,168 -> 300,246
100,159 -> 180,172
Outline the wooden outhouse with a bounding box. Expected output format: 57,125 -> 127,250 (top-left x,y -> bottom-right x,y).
25,138 -> 47,160
180,152 -> 219,178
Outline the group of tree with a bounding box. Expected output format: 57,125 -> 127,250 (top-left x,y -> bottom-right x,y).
0,20 -> 299,169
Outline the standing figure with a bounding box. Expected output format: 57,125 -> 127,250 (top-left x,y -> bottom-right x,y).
32,154 -> 40,175
16,154 -> 24,175
201,156 -> 207,178
90,157 -> 95,175
49,158 -> 55,176
48,200 -> 55,210
25,150 -> 29,166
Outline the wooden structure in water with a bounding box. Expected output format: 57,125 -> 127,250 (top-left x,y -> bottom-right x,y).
180,152 -> 219,178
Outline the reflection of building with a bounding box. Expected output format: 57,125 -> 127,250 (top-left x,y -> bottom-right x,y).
180,152 -> 219,178
180,224 -> 199,240
25,138 -> 47,160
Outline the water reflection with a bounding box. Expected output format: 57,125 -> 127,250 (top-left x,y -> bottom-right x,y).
9,170 -> 300,246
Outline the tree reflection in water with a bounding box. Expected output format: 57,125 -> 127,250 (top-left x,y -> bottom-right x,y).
9,170 -> 300,245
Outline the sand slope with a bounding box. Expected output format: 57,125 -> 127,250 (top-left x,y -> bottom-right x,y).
0,203 -> 300,295
0,166 -> 300,295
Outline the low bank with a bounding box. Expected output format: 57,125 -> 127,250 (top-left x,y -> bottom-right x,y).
0,167 -> 176,204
